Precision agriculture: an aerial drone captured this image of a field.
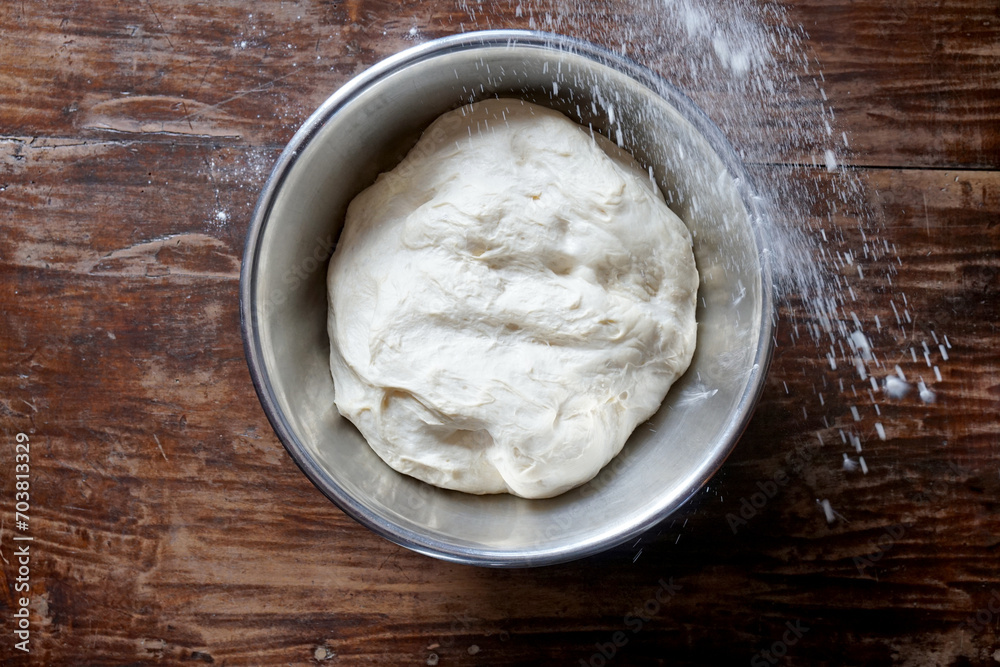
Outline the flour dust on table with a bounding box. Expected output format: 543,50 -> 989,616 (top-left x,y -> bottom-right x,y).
454,0 -> 956,510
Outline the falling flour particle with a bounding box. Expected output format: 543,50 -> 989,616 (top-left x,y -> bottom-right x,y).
819,499 -> 835,523
885,375 -> 910,399
432,0 -> 945,520
917,380 -> 936,404
823,149 -> 838,172
850,330 -> 873,360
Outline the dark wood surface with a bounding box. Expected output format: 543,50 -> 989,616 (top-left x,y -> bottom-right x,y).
2,1 -> 998,665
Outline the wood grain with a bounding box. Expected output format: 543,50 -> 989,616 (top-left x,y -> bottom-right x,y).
2,0 -> 999,665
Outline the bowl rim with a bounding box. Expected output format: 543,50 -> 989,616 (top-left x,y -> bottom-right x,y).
240,29 -> 775,567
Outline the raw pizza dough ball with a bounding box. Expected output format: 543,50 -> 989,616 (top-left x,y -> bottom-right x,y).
327,99 -> 698,499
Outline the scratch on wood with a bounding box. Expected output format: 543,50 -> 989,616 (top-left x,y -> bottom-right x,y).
55,233 -> 242,279
82,95 -> 242,138
1,136 -> 139,161
175,68 -> 308,125
144,0 -> 174,49
923,192 -> 930,237
194,63 -> 214,96
154,434 -> 168,462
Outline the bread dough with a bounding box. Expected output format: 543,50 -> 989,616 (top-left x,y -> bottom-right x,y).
327,99 -> 698,499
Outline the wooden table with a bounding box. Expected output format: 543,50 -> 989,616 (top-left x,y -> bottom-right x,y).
2,1 -> 997,664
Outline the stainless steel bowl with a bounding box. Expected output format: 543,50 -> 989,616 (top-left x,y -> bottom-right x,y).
241,30 -> 774,567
